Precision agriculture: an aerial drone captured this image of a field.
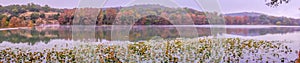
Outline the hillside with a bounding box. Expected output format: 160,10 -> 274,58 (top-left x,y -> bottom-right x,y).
1,4 -> 300,28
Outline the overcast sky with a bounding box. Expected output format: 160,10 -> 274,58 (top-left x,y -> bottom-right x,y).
0,0 -> 299,18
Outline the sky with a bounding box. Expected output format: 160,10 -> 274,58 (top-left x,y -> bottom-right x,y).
0,0 -> 299,18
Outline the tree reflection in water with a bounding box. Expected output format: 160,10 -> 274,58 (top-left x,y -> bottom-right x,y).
1,26 -> 300,44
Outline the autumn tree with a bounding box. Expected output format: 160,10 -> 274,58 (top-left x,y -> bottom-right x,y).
103,8 -> 117,25
225,16 -> 234,25
97,9 -> 104,25
1,16 -> 7,27
276,21 -> 281,25
243,16 -> 250,24
235,16 -> 245,24
58,9 -> 74,25
8,17 -> 18,27
35,18 -> 44,26
58,14 -> 66,25
198,15 -> 207,25
28,20 -> 34,27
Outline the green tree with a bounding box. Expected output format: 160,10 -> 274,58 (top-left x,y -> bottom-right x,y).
53,13 -> 60,20
42,5 -> 50,12
40,13 -> 45,18
0,14 -> 6,20
27,3 -> 41,12
30,13 -> 40,20
259,15 -> 270,24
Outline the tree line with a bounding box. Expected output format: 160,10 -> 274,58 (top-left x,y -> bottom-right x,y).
58,5 -> 299,25
0,4 -> 300,28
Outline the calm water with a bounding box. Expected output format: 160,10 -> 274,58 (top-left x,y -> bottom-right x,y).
0,25 -> 300,62
1,25 -> 300,43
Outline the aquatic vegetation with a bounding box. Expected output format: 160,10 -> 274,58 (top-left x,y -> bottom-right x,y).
0,38 -> 298,63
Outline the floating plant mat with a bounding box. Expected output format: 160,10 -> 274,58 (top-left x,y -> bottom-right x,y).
0,38 -> 298,63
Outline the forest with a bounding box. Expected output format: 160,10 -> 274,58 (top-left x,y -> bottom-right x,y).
0,3 -> 299,28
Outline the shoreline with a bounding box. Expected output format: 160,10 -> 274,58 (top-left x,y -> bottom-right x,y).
0,27 -> 31,31
2,25 -> 300,31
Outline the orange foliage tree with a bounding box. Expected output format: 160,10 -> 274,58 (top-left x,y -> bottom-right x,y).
1,17 -> 7,28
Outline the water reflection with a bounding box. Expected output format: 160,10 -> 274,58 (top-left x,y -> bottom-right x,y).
1,25 -> 300,43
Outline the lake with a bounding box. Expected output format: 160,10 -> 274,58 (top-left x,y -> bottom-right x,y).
0,25 -> 300,62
